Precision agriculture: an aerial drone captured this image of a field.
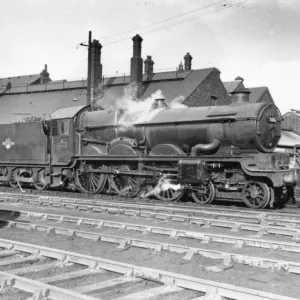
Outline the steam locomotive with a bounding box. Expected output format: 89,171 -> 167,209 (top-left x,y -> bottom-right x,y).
0,88 -> 298,209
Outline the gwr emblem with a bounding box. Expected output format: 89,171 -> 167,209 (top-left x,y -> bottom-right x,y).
2,138 -> 15,149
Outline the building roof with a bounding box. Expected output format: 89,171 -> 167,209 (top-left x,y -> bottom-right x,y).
223,80 -> 244,94
278,129 -> 300,147
223,81 -> 274,104
0,67 -> 218,124
104,70 -> 191,86
283,109 -> 300,118
0,74 -> 41,88
281,110 -> 300,133
143,68 -> 214,102
248,87 -> 268,103
0,89 -> 88,124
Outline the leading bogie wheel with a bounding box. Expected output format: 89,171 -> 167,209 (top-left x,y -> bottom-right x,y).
155,176 -> 184,202
242,181 -> 270,209
191,182 -> 215,205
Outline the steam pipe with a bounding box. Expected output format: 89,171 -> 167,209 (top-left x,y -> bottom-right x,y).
191,139 -> 220,156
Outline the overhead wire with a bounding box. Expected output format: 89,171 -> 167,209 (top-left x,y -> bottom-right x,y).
99,0 -> 228,39
103,0 -> 251,46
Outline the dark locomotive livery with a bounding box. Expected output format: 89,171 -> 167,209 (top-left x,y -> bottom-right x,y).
0,88 -> 298,209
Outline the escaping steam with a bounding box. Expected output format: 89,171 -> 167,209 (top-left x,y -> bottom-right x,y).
142,175 -> 182,198
93,83 -> 187,127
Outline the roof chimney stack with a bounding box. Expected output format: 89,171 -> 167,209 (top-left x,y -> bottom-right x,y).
235,76 -> 244,82
177,61 -> 184,72
130,34 -> 143,99
144,55 -> 154,77
184,52 -> 192,71
89,39 -> 103,108
40,64 -> 50,84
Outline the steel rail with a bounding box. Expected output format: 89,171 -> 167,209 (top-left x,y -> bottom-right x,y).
0,272 -> 102,300
18,205 -> 300,241
3,207 -> 300,243
2,195 -> 300,240
1,191 -> 300,222
0,238 -> 297,300
3,217 -> 300,274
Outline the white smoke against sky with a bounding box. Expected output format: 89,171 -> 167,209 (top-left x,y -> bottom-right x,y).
117,88 -> 165,126
94,84 -> 186,126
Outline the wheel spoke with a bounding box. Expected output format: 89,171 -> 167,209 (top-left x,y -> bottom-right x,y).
191,182 -> 215,205
76,163 -> 107,194
110,164 -> 144,198
242,181 -> 270,209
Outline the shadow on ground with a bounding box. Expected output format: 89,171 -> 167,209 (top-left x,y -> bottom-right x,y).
0,210 -> 21,229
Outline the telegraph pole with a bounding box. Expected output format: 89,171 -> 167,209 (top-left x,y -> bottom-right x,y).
79,31 -> 92,108
87,31 -> 92,108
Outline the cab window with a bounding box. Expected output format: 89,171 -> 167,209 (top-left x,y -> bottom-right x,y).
51,120 -> 58,136
60,120 -> 70,136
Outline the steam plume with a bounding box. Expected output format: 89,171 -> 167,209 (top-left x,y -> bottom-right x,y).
94,83 -> 187,126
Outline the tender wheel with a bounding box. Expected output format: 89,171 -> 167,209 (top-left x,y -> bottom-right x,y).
9,181 -> 18,189
9,170 -> 19,189
34,170 -> 49,191
242,181 -> 270,209
110,164 -> 144,198
76,163 -> 107,194
191,182 -> 215,205
155,176 -> 184,202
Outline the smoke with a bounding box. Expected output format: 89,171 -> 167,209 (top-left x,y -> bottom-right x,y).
94,83 -> 187,127
169,95 -> 186,108
117,88 -> 165,126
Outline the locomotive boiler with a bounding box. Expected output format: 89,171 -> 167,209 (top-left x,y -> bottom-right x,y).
0,88 -> 297,209
80,91 -> 281,154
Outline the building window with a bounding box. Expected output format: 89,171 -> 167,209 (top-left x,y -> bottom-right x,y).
209,96 -> 218,106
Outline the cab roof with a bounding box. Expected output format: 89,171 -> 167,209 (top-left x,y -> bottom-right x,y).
50,105 -> 89,119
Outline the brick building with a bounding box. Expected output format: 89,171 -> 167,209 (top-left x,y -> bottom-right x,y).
0,34 -> 230,124
282,110 -> 300,134
0,65 -> 51,94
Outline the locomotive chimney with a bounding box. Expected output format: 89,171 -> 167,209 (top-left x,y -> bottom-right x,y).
130,34 -> 143,99
144,55 -> 154,77
184,52 -> 192,71
230,88 -> 251,105
151,98 -> 169,110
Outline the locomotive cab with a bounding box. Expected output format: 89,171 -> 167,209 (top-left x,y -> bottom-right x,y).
50,105 -> 89,165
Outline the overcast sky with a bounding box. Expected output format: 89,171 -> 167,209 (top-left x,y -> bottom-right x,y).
1,0 -> 300,113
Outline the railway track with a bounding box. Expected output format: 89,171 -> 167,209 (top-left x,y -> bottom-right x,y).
1,192 -> 300,233
0,238 -> 208,300
0,189 -> 299,216
2,213 -> 300,273
1,205 -> 300,251
1,194 -> 300,298
0,185 -> 298,212
1,238 -> 298,300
